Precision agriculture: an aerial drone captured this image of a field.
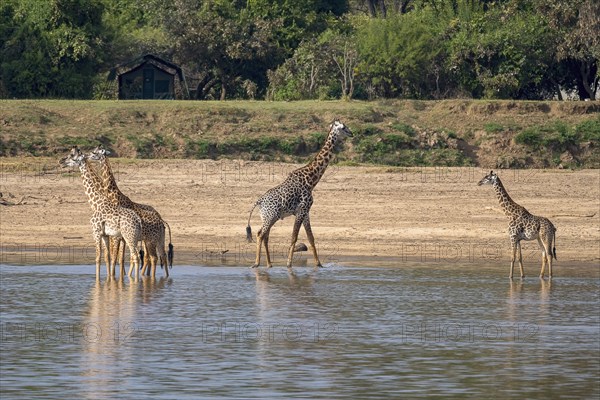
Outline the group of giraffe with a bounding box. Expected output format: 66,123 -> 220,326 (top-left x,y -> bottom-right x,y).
60,146 -> 173,279
61,119 -> 556,280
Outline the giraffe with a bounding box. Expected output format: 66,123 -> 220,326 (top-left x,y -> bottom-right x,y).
60,147 -> 142,278
88,146 -> 173,278
59,148 -> 113,270
477,170 -> 557,279
246,120 -> 352,269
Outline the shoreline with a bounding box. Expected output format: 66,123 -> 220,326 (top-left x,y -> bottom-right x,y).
1,160 -> 599,273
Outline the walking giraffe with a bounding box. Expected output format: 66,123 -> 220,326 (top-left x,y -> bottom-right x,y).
60,147 -> 142,278
88,145 -> 173,278
477,171 -> 557,279
246,120 -> 352,269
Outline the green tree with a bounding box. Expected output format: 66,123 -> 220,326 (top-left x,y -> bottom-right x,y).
534,0 -> 599,99
267,39 -> 328,100
100,0 -> 171,65
320,29 -> 359,99
247,0 -> 348,54
267,24 -> 359,101
355,7 -> 448,98
162,1 -> 279,100
0,0 -> 108,98
447,1 -> 556,99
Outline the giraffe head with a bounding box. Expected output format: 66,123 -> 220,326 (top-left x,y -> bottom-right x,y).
59,146 -> 86,168
329,119 -> 353,140
477,170 -> 499,186
87,145 -> 111,162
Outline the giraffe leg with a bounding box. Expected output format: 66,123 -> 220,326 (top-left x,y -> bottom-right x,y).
252,228 -> 264,268
263,228 -> 273,268
102,236 -> 112,277
537,238 -> 546,278
287,216 -> 304,269
94,239 -> 102,279
144,242 -> 152,275
91,221 -> 104,279
540,232 -> 554,279
517,242 -> 525,278
510,241 -> 517,279
126,241 -> 140,280
118,239 -> 125,277
140,241 -> 149,276
253,221 -> 275,268
303,216 -> 322,268
160,250 -> 168,277
540,252 -> 547,279
156,242 -> 169,277
148,244 -> 158,277
157,224 -> 165,270
108,236 -> 119,277
141,241 -> 153,277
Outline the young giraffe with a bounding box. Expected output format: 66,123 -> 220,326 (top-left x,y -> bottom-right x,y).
246,120 -> 352,269
60,147 -> 142,278
478,170 -> 557,279
88,146 -> 173,278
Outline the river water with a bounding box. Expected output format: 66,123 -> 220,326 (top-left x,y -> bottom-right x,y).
1,263 -> 598,399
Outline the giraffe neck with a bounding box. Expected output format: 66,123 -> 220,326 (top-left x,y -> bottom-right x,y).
100,157 -> 132,207
492,177 -> 526,218
79,160 -> 109,211
303,132 -> 338,188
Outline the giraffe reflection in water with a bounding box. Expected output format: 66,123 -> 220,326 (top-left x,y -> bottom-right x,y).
80,276 -> 171,397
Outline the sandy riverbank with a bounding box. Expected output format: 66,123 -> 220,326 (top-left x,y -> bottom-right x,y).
1,159 -> 598,274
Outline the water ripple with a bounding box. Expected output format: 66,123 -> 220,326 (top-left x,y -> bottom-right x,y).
1,264 -> 598,399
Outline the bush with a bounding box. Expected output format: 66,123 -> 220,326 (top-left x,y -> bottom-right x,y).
515,128 -> 542,147
541,122 -> 578,149
575,118 -> 600,142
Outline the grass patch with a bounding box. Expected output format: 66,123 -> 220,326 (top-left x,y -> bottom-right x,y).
575,117 -> 600,142
391,122 -> 416,136
358,149 -> 472,167
484,122 -> 504,133
516,119 -> 596,151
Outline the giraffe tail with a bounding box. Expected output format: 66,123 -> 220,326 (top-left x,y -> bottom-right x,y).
164,220 -> 173,269
552,229 -> 557,260
246,204 -> 257,243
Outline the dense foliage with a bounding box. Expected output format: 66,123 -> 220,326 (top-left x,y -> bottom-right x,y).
0,0 -> 598,100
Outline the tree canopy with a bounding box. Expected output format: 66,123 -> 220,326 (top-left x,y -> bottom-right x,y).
0,0 -> 597,100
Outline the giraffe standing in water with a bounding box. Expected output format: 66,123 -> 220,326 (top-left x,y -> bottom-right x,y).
88,146 -> 173,277
60,147 -> 142,278
246,120 -> 353,269
478,171 -> 557,279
